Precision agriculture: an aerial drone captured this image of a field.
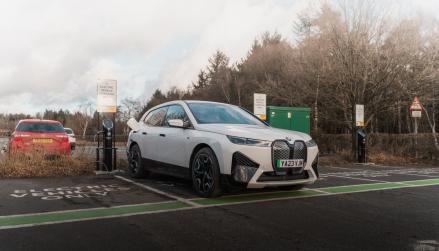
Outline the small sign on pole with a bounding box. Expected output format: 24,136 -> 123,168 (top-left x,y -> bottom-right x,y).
355,104 -> 364,127
97,79 -> 117,113
254,93 -> 267,120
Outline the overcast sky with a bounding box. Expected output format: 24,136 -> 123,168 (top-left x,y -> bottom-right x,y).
0,0 -> 437,114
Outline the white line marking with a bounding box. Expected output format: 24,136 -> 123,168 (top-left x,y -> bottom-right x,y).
303,188 -> 331,194
325,166 -> 362,170
324,174 -> 389,183
114,175 -> 200,207
324,174 -> 421,187
401,173 -> 439,178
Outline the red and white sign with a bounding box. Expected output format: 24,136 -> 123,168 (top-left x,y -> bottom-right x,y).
410,97 -> 422,111
410,96 -> 422,118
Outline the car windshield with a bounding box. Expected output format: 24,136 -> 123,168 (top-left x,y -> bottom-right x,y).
188,102 -> 266,125
16,122 -> 65,133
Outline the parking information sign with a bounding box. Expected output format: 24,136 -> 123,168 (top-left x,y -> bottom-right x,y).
97,79 -> 117,113
254,93 -> 267,120
355,104 -> 364,127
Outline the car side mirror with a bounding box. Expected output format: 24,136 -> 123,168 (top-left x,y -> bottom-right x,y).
127,118 -> 141,131
168,119 -> 186,128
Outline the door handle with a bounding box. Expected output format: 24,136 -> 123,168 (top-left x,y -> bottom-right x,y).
159,134 -> 166,137
142,132 -> 147,135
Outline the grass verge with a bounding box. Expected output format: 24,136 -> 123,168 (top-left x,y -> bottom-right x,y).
0,151 -> 95,178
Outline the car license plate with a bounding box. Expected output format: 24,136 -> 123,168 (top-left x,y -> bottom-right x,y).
276,159 -> 304,168
33,138 -> 53,144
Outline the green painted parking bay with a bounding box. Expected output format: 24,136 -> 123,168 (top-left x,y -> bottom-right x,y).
1,178 -> 439,230
0,201 -> 189,229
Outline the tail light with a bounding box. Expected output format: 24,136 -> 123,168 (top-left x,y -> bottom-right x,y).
55,135 -> 69,143
12,134 -> 30,142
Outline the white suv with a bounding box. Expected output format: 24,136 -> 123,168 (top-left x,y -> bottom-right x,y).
127,100 -> 319,197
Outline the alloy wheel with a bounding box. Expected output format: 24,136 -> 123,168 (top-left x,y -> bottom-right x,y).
129,148 -> 140,174
193,153 -> 214,194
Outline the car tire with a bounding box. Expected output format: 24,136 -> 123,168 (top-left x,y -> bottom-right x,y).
191,147 -> 222,198
128,144 -> 149,178
278,184 -> 306,191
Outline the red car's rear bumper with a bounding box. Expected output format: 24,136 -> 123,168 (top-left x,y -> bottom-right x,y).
10,142 -> 71,155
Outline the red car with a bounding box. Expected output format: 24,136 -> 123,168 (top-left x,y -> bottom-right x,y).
9,119 -> 71,155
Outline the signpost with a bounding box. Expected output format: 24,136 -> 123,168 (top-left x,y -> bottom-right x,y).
410,96 -> 422,134
410,96 -> 423,158
254,93 -> 267,120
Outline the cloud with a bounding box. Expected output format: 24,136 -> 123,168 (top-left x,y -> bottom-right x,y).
0,0 -> 436,114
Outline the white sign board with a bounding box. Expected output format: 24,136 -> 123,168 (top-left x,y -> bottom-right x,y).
355,104 -> 364,127
254,93 -> 267,120
411,110 -> 422,118
97,79 -> 117,113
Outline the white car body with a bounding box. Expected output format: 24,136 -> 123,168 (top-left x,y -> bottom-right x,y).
64,128 -> 76,150
127,100 -> 319,189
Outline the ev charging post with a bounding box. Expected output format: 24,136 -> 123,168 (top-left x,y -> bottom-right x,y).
355,104 -> 367,163
96,79 -> 118,172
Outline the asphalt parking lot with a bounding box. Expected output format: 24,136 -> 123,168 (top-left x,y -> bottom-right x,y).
0,164 -> 438,251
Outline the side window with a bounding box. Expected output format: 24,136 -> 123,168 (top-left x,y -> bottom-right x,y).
144,107 -> 168,127
164,105 -> 189,126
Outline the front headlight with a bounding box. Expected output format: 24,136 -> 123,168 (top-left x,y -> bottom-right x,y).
305,139 -> 317,147
226,135 -> 271,147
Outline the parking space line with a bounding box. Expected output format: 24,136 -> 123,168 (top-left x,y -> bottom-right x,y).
322,166 -> 362,170
191,189 -> 323,206
401,173 -> 439,178
323,174 -> 389,183
114,175 -> 201,207
303,188 -> 332,194
402,178 -> 439,186
1,178 -> 439,230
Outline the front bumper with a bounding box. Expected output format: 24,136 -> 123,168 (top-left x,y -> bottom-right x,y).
227,143 -> 319,189
246,166 -> 318,189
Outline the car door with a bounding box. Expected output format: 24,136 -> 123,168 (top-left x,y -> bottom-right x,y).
138,106 -> 168,161
155,105 -> 191,169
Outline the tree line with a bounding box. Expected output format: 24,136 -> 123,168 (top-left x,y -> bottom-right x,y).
140,2 -> 439,151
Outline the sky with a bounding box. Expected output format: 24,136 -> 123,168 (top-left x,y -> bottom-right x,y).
0,0 -> 437,114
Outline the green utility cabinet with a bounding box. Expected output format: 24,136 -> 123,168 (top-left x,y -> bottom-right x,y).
266,106 -> 311,134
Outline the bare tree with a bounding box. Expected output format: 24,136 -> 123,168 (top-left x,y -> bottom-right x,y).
77,102 -> 93,139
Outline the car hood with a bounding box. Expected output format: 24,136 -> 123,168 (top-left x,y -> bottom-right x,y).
195,124 -> 312,142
